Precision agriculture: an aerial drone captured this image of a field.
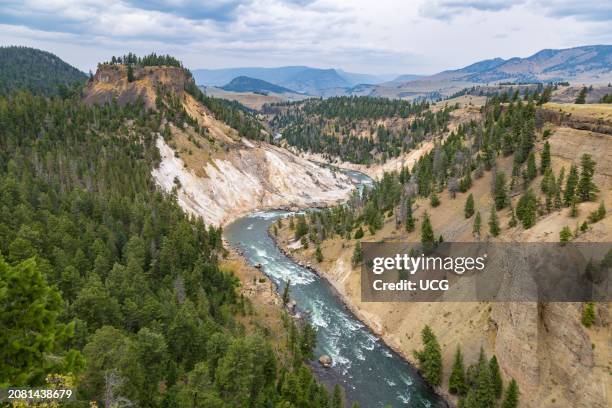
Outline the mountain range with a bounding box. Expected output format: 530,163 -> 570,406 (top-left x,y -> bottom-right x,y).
192,66 -> 399,95
195,45 -> 611,98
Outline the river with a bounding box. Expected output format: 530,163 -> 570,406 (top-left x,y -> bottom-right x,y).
224,170 -> 445,408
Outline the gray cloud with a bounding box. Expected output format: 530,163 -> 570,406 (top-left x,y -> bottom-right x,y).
420,0 -> 522,20
530,0 -> 612,22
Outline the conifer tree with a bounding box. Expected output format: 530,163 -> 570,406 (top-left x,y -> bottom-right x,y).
421,212 -> 436,253
473,211 -> 482,238
577,154 -> 598,202
405,199 -> 415,232
449,346 -> 467,395
559,226 -> 572,245
516,189 -> 537,229
127,64 -> 135,82
540,141 -> 551,174
430,191 -> 440,207
354,226 -> 364,239
464,194 -> 475,218
489,356 -> 503,399
563,165 -> 578,206
351,242 -> 363,267
489,206 -> 500,237
501,379 -> 519,408
581,302 -> 596,327
525,152 -> 537,182
574,87 -> 587,104
282,280 -> 291,306
493,172 -> 508,210
473,348 -> 496,408
413,325 -> 442,386
331,384 -> 343,408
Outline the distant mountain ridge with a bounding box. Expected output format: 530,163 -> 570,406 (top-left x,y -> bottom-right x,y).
221,76 -> 296,94
0,46 -> 87,96
397,45 -> 612,86
192,66 -> 400,95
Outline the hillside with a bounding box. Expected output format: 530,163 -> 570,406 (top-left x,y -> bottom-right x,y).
274,100 -> 611,408
84,60 -> 354,226
0,54 -> 351,407
221,75 -> 297,94
370,45 -> 612,100
0,46 -> 87,96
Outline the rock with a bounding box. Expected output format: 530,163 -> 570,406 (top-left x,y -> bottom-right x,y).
255,263 -> 262,269
319,355 -> 332,367
287,300 -> 297,312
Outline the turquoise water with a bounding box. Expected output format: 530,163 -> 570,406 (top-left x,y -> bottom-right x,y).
224,171 -> 445,408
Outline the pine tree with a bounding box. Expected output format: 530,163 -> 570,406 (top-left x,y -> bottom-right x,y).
526,152 -> 537,182
351,242 -> 363,267
493,171 -> 508,210
430,191 -> 440,207
588,201 -> 606,223
421,212 -> 436,253
354,226 -> 364,239
0,256 -> 71,386
540,141 -> 551,174
516,189 -> 537,229
405,199 -> 415,232
331,384 -> 343,408
559,226 -> 572,245
473,211 -> 482,238
581,302 -> 596,327
282,280 -> 291,306
489,205 -> 500,237
413,325 -> 442,386
449,346 -> 467,395
577,154 -> 598,202
464,194 -> 475,218
574,86 -> 587,104
489,356 -> 503,399
501,379 -> 519,408
563,165 -> 578,206
127,64 -> 135,82
473,348 -> 496,408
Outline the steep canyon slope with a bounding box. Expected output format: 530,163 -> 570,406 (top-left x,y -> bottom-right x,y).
84,64 -> 354,226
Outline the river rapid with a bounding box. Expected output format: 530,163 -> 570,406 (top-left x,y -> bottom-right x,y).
224,170 -> 445,408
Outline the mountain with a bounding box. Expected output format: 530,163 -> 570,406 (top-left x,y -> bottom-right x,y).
193,66 -> 394,95
0,46 -> 87,96
371,45 -> 612,100
220,76 -> 297,94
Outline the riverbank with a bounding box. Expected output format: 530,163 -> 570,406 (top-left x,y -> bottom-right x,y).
267,227 -> 453,406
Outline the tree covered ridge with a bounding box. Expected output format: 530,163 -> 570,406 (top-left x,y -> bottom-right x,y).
0,46 -> 87,97
267,96 -> 455,164
0,91 -> 335,407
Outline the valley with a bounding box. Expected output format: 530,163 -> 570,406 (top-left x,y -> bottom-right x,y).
1,43 -> 610,408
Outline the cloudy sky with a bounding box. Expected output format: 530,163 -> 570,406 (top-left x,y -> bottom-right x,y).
0,0 -> 610,75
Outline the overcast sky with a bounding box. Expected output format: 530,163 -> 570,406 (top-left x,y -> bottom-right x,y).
0,0 -> 610,75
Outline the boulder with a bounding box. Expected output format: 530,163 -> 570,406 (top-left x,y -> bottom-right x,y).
318,355 -> 332,367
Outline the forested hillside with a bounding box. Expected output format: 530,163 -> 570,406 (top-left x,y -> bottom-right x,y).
0,46 -> 87,96
267,96 -> 454,164
0,57 -> 339,407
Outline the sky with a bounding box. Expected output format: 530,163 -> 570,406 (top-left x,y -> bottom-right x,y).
0,0 -> 610,75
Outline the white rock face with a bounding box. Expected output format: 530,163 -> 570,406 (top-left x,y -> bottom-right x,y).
152,137 -> 354,226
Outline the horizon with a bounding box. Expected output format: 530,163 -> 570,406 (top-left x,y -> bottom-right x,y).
1,1 -> 611,75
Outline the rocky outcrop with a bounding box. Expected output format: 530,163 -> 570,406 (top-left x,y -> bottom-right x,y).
84,64 -> 191,109
152,136 -> 354,226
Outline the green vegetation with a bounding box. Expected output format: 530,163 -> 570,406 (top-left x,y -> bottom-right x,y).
0,85 -> 330,406
104,52 -> 184,68
0,46 -> 87,96
413,326 -> 442,386
581,302 -> 596,327
449,347 -> 467,395
559,226 -> 572,244
574,86 -> 588,104
501,379 -> 519,408
269,96 -> 454,164
489,206 -> 500,237
464,194 -> 475,218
